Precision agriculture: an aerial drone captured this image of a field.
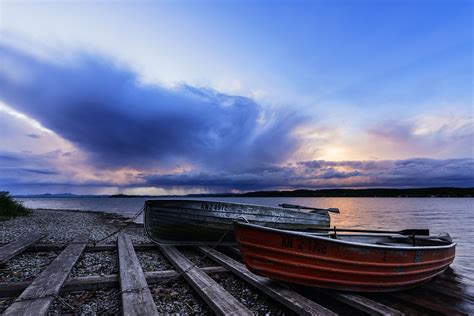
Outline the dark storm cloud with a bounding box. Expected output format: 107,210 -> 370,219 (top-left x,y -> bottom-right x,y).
142,158 -> 474,190
21,168 -> 58,175
0,154 -> 20,161
0,45 -> 302,171
374,158 -> 474,187
0,151 -> 60,185
1,44 -> 472,193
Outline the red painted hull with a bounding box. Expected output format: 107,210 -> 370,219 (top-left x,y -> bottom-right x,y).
235,222 -> 456,292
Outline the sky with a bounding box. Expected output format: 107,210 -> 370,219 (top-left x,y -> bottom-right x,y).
0,0 -> 473,195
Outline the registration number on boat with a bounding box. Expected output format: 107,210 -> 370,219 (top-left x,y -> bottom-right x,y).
201,202 -> 227,211
281,235 -> 327,254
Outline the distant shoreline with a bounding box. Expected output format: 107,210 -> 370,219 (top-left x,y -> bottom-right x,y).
14,187 -> 474,198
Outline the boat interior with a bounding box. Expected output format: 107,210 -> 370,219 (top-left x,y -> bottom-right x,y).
304,232 -> 453,247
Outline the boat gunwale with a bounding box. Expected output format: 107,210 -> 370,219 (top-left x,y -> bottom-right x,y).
145,199 -> 333,216
235,222 -> 457,251
145,208 -> 329,226
146,205 -> 329,221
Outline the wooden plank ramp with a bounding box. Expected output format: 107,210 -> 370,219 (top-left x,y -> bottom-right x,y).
390,292 -> 467,315
227,245 -> 402,316
6,242 -> 162,253
0,266 -> 228,298
118,235 -> 158,316
423,280 -> 474,303
0,234 -> 46,264
199,246 -> 336,315
327,292 -> 404,316
159,245 -> 252,315
3,234 -> 88,316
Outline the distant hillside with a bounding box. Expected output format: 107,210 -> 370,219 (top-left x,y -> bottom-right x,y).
14,187 -> 474,198
109,187 -> 474,198
14,193 -> 106,198
237,187 -> 474,198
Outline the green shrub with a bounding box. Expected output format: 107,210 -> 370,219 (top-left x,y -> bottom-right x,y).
0,191 -> 30,218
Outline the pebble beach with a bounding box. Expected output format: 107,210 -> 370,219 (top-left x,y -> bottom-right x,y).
0,209 -> 290,315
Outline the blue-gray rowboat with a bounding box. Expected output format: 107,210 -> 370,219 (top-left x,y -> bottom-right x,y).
144,200 -> 333,245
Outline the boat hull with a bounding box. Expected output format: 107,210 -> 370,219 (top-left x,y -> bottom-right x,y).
144,200 -> 330,245
234,222 -> 456,292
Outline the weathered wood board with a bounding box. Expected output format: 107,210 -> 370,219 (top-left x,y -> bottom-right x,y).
118,235 -> 158,316
0,266 -> 228,297
391,292 -> 467,315
327,292 -> 404,316
159,245 -> 252,315
3,234 -> 88,316
199,246 -> 336,315
6,242 -> 159,253
0,234 -> 46,264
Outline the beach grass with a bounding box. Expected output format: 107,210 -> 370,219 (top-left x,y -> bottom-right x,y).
0,191 -> 30,220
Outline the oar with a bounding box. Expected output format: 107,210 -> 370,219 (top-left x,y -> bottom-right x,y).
390,233 -> 452,243
279,203 -> 340,213
307,227 -> 430,236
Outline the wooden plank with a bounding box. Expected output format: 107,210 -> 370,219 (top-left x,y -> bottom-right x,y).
118,235 -> 158,316
213,246 -> 400,315
436,274 -> 474,298
3,235 -> 88,316
228,246 -> 241,256
159,245 -> 251,315
0,266 -> 228,297
422,281 -> 474,304
21,243 -> 68,252
144,266 -> 227,284
391,292 -> 467,316
16,242 -> 157,252
0,234 -> 46,264
439,269 -> 474,284
327,292 -> 404,316
199,246 -> 336,315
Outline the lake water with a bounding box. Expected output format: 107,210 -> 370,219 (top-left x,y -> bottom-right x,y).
17,197 -> 474,275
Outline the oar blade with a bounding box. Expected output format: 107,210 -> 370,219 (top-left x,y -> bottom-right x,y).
279,203 -> 299,209
279,203 -> 340,213
400,229 -> 430,236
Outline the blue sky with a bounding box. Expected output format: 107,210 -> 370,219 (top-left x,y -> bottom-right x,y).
0,0 -> 472,194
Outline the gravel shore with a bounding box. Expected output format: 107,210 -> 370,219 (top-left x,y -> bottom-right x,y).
0,209 -> 293,314
0,251 -> 59,282
0,208 -> 149,244
150,280 -> 212,314
179,247 -> 220,268
71,251 -> 118,277
136,250 -> 173,272
50,288 -> 121,315
209,272 -> 294,315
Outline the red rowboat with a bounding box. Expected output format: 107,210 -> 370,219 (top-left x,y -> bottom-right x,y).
234,222 -> 456,292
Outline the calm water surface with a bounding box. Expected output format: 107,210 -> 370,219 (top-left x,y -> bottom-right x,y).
18,197 -> 473,274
